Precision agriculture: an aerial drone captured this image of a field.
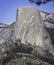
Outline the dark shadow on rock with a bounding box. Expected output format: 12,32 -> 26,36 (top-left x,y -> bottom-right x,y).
45,18 -> 54,24
46,27 -> 54,44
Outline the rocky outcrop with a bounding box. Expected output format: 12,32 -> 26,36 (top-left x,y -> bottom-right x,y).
0,6 -> 54,65
7,22 -> 15,40
15,7 -> 51,45
0,22 -> 15,43
0,23 -> 8,43
0,7 -> 54,45
0,40 -> 53,65
0,7 -> 54,57
14,6 -> 54,58
40,12 -> 54,44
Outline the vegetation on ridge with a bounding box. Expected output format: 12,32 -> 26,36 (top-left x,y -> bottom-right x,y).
0,39 -> 54,65
29,0 -> 54,5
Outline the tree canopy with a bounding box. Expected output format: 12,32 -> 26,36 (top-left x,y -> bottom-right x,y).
29,0 -> 54,5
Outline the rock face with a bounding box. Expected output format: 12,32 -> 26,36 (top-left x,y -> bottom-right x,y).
0,7 -> 54,65
15,7 -> 51,45
40,12 -> 54,44
7,22 -> 15,40
0,7 -> 54,57
15,7 -> 54,56
0,23 -> 8,59
15,7 -> 43,45
0,23 -> 8,43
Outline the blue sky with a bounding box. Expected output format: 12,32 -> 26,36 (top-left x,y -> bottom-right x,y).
0,0 -> 54,24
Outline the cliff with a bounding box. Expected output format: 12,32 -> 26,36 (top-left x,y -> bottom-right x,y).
0,6 -> 54,65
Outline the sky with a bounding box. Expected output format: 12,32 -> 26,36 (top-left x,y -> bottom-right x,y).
0,0 -> 54,24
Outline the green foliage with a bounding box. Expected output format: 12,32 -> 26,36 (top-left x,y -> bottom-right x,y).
31,49 -> 54,65
29,0 -> 54,5
0,39 -> 54,65
0,39 -> 33,65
